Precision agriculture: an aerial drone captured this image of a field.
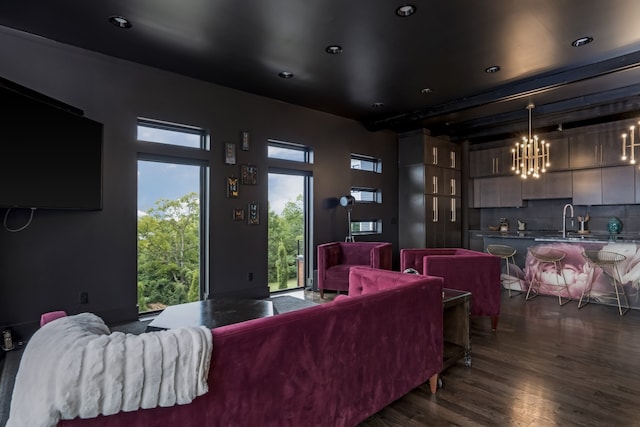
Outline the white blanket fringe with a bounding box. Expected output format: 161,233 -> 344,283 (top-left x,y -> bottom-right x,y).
7,313 -> 212,427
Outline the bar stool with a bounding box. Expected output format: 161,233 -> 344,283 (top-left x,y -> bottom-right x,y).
525,247 -> 570,305
580,250 -> 630,316
486,244 -> 521,297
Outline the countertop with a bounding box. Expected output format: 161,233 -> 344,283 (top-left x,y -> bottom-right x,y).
475,230 -> 640,244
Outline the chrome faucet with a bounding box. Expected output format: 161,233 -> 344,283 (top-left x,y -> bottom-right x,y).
562,203 -> 574,238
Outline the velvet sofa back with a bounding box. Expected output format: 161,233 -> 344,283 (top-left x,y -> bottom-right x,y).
60,273 -> 443,427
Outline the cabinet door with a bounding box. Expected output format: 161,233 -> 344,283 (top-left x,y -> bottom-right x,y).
443,168 -> 461,196
599,128 -> 627,167
499,176 -> 524,207
470,147 -> 512,177
424,166 -> 444,195
544,171 -> 573,199
425,195 -> 442,247
521,175 -> 544,199
569,133 -> 600,169
602,166 -> 635,205
572,169 -> 602,205
444,197 -> 462,247
545,136 -> 570,170
477,177 -> 501,207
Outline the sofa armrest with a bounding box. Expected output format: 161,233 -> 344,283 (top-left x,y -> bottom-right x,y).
370,243 -> 392,270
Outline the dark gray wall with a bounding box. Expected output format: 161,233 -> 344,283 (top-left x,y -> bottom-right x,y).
0,26 -> 398,337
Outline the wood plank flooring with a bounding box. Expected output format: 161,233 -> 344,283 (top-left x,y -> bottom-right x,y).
348,289 -> 640,427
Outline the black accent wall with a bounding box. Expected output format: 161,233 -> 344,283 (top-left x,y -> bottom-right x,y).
0,26 -> 398,337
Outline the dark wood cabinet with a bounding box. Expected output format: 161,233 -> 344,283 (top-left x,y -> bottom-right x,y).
572,166 -> 634,205
522,171 -> 572,200
569,131 -> 626,169
472,176 -> 523,208
469,146 -> 512,177
399,130 -> 462,248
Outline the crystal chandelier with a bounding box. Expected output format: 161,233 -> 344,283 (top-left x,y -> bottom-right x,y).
511,102 -> 550,179
621,124 -> 640,167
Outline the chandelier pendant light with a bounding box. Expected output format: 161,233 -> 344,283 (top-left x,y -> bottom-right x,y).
621,124 -> 640,168
511,102 -> 550,179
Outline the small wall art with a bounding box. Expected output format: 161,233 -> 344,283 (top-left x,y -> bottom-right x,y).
241,130 -> 250,151
233,207 -> 245,221
224,142 -> 236,164
226,176 -> 239,198
248,202 -> 259,225
241,164 -> 258,185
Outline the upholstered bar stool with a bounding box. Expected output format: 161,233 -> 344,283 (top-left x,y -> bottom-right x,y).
486,244 -> 521,297
525,247 -> 570,305
580,250 -> 630,316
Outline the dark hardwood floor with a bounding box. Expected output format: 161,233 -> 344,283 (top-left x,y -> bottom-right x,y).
354,289 -> 640,427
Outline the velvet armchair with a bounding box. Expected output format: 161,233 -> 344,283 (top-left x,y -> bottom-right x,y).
400,248 -> 502,331
317,241 -> 392,298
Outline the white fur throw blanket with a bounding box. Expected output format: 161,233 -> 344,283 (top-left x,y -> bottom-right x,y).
7,313 -> 212,427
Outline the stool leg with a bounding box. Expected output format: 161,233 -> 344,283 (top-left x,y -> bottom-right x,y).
555,260 -> 570,306
506,255 -> 523,297
525,267 -> 540,301
612,264 -> 630,316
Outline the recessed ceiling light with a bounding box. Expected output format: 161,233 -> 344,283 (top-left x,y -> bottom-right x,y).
372,102 -> 385,108
420,88 -> 433,94
572,36 -> 594,47
395,5 -> 416,17
485,65 -> 501,73
326,45 -> 343,54
109,16 -> 132,29
278,71 -> 294,79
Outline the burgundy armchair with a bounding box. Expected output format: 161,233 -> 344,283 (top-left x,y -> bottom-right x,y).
400,248 -> 502,331
317,241 -> 392,298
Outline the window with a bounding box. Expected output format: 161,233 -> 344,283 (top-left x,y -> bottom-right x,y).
136,119 -> 209,314
138,118 -> 208,149
351,220 -> 382,235
268,139 -> 313,163
351,187 -> 381,203
350,154 -> 382,173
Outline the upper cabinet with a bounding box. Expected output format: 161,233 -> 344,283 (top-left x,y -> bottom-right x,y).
569,130 -> 626,169
399,129 -> 460,169
469,146 -> 513,177
424,135 -> 461,170
572,166 -> 635,205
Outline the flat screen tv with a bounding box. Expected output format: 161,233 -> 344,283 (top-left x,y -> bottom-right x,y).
0,81 -> 103,210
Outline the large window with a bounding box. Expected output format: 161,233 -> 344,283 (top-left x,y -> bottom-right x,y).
268,139 -> 312,293
137,119 -> 209,314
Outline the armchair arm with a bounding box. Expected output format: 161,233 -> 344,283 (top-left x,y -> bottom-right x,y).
317,242 -> 342,289
370,243 -> 392,270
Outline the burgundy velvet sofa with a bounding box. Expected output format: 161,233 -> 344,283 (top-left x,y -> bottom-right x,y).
59,267 -> 444,427
316,241 -> 392,298
400,248 -> 502,331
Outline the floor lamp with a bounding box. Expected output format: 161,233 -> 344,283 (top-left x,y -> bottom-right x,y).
340,195 -> 355,242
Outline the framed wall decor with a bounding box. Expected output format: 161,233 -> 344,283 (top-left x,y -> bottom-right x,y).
226,176 -> 239,198
248,202 -> 259,225
241,130 -> 250,151
241,164 -> 258,185
224,142 -> 236,164
233,207 -> 245,221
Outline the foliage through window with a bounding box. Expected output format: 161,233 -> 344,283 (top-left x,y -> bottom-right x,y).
351,220 -> 382,235
137,119 -> 208,314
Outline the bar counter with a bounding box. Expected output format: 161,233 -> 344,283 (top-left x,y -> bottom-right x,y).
476,230 -> 640,312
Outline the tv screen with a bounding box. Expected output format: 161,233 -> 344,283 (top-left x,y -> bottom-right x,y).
0,85 -> 103,210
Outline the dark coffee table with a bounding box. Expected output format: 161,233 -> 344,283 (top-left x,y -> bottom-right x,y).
146,298 -> 274,331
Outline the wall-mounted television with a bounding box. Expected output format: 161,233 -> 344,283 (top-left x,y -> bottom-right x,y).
0,79 -> 103,210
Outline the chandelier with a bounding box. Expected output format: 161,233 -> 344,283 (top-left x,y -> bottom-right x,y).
511,103 -> 550,179
621,124 -> 640,167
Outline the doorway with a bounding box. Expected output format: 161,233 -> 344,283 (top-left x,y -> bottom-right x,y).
268,171 -> 311,292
